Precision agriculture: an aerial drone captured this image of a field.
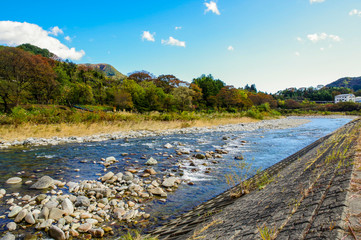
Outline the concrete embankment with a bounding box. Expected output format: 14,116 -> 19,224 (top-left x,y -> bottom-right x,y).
148,119 -> 361,240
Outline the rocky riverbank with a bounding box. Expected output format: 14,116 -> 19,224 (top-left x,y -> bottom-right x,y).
0,117 -> 314,149
0,142 -> 235,240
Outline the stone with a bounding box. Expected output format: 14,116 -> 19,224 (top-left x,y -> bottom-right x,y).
61,198 -> 74,214
122,172 -> 133,181
44,200 -> 59,209
14,209 -> 28,223
41,206 -> 50,220
49,225 -> 66,240
36,194 -> 47,203
75,196 -> 90,207
145,157 -> 157,165
100,172 -> 114,181
149,187 -> 167,197
39,219 -> 53,229
69,229 -> 79,237
85,218 -> 98,225
105,156 -> 116,163
24,212 -> 35,225
0,189 -> 6,195
49,208 -> 64,221
144,168 -> 157,175
8,206 -> 22,218
162,177 -> 177,188
6,177 -> 22,184
30,176 -> 54,189
6,222 -> 17,231
0,233 -> 15,240
78,223 -> 92,232
80,213 -> 92,219
115,172 -> 123,180
22,195 -> 31,201
89,228 -> 105,237
103,226 -> 112,232
164,143 -> 173,148
128,201 -> 135,208
195,153 -> 205,159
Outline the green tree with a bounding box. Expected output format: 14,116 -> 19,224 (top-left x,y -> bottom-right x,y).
171,86 -> 195,111
192,74 -> 225,107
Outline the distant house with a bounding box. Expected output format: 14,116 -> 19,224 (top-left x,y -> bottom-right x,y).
335,94 -> 356,103
355,97 -> 361,103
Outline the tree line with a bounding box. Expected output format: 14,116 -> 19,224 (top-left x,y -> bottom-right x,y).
0,45 -> 279,114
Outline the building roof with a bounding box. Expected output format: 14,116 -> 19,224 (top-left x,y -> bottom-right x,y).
335,94 -> 355,97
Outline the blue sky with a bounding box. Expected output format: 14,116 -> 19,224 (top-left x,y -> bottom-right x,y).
1,0 -> 361,93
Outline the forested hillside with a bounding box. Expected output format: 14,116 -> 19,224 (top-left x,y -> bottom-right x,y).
326,76 -> 361,91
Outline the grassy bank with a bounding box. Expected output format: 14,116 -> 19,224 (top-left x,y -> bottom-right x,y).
0,105 -> 281,142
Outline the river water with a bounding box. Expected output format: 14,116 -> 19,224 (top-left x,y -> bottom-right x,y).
0,117 -> 353,236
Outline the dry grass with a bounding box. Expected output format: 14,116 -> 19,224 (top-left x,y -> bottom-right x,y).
0,117 -> 258,142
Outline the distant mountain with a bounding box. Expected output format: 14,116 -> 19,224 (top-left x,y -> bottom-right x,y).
326,76 -> 361,91
16,43 -> 61,61
81,63 -> 126,80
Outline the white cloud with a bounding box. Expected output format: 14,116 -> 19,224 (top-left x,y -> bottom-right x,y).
227,46 -> 234,51
310,0 -> 325,4
175,26 -> 182,30
205,1 -> 220,15
49,26 -> 63,36
142,31 -> 155,42
295,51 -> 300,56
64,36 -> 71,42
161,37 -> 186,47
306,33 -> 341,43
320,47 -> 325,51
349,9 -> 361,16
0,21 -> 85,60
296,37 -> 303,42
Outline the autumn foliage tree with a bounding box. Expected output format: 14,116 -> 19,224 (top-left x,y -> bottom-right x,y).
0,47 -> 57,111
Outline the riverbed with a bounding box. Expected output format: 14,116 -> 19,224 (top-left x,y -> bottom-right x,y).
0,116 -> 354,238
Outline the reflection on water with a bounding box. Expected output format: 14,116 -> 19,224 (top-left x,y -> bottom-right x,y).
0,117 -> 353,235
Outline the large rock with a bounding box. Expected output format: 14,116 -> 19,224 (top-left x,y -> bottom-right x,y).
149,187 -> 167,197
61,198 -> 74,214
6,177 -> 22,184
8,206 -> 22,218
75,196 -> 90,207
49,225 -> 66,240
100,172 -> 114,182
40,206 -> 50,220
0,233 -> 15,240
145,157 -> 158,165
44,200 -> 59,209
164,143 -> 173,149
30,176 -> 54,189
122,172 -> 133,181
49,208 -> 64,221
25,212 -> 36,224
162,177 -> 177,188
14,209 -> 27,223
78,223 -> 92,232
6,222 -> 16,231
105,156 -> 116,163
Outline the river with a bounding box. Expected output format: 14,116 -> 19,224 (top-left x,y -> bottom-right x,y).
0,117 -> 354,237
